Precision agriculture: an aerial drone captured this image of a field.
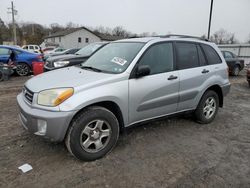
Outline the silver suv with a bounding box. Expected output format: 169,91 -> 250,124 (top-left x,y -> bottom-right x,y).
17,36 -> 231,161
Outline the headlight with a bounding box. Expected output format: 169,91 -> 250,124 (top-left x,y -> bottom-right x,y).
37,88 -> 74,106
54,61 -> 69,68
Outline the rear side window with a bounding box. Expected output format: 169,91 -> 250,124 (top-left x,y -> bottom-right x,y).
201,44 -> 222,64
0,48 -> 10,55
197,45 -> 207,66
175,42 -> 199,70
224,51 -> 233,59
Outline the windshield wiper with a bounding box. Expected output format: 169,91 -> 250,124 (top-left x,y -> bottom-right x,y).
81,66 -> 102,72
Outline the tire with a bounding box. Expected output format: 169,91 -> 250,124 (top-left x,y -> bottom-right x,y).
65,106 -> 119,161
0,71 -> 3,81
194,90 -> 219,124
232,65 -> 240,76
16,63 -> 30,76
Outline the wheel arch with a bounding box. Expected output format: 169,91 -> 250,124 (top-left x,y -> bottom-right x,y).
66,100 -> 125,140
203,85 -> 223,107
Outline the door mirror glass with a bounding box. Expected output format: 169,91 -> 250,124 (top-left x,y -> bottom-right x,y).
136,65 -> 150,78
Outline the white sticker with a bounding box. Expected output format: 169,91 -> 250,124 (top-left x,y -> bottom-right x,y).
18,163 -> 33,173
111,57 -> 127,66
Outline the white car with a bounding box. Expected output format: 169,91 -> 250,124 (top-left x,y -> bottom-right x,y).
22,45 -> 41,53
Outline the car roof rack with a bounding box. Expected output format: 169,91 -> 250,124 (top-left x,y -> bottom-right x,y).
160,34 -> 210,42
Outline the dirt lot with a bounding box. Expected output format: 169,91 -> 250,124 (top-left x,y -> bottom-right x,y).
0,73 -> 250,188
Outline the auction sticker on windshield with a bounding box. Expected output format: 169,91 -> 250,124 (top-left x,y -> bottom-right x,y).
111,57 -> 127,66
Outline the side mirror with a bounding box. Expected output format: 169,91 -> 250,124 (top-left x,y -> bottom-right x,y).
136,65 -> 150,78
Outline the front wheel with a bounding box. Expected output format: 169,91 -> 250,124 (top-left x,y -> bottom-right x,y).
65,106 -> 119,161
16,63 -> 30,76
194,90 -> 219,124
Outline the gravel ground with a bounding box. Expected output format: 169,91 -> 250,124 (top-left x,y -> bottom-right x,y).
0,73 -> 250,188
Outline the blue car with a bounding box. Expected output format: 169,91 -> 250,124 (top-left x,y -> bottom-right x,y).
0,45 -> 44,76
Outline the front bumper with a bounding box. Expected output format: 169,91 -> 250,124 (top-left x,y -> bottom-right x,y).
221,83 -> 231,97
17,93 -> 76,142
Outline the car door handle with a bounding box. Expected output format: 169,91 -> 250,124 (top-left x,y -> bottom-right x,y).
201,69 -> 209,74
168,75 -> 178,80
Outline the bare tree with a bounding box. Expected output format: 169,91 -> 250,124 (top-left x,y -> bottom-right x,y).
112,26 -> 130,37
210,29 -> 238,44
247,34 -> 250,44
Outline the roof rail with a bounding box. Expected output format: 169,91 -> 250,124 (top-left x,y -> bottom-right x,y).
160,34 -> 210,42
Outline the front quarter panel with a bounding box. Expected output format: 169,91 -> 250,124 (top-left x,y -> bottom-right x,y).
59,76 -> 129,125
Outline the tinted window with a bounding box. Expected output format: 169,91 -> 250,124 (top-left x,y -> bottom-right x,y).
201,44 -> 222,64
176,42 -> 199,69
224,51 -> 233,59
29,46 -> 34,50
197,45 -> 207,66
0,48 -> 10,55
138,43 -> 174,75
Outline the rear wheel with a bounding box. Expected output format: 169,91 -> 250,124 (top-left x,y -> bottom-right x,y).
232,65 -> 240,76
16,63 -> 30,76
194,90 -> 219,124
65,106 -> 119,161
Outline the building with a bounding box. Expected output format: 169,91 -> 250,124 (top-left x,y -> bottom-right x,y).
218,44 -> 250,65
43,27 -> 122,49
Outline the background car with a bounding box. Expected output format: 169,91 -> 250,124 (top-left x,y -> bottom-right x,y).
43,47 -> 65,55
221,50 -> 244,76
0,45 -> 44,76
22,45 -> 41,53
44,42 -> 108,71
43,48 -> 80,61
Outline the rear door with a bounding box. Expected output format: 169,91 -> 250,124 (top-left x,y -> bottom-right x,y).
0,47 -> 11,63
129,42 -> 179,124
175,42 -> 213,111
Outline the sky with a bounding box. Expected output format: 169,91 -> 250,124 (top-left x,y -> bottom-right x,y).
0,0 -> 249,42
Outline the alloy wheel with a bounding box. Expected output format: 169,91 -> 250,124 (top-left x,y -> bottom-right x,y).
203,97 -> 216,119
16,64 -> 29,76
80,120 -> 111,153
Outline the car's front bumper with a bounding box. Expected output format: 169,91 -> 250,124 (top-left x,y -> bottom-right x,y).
221,83 -> 231,97
17,93 -> 76,142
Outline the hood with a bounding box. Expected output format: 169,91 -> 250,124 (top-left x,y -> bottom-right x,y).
47,54 -> 77,62
25,66 -> 116,92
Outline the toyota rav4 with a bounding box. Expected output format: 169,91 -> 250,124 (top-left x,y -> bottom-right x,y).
17,36 -> 231,161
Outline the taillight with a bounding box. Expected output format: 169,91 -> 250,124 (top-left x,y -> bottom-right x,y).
36,55 -> 42,59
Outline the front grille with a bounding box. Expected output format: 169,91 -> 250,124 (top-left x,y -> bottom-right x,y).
23,87 -> 34,104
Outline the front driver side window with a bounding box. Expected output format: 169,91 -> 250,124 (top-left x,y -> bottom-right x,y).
138,43 -> 174,75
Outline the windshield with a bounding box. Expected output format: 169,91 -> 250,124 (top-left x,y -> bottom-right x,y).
75,43 -> 103,56
81,42 -> 145,74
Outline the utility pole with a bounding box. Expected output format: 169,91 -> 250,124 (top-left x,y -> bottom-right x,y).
207,0 -> 214,39
7,1 -> 17,45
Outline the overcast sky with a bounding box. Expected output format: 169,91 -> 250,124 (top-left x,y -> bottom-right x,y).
0,0 -> 249,42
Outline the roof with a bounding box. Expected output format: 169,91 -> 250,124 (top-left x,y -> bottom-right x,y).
115,36 -> 212,44
116,37 -> 158,43
44,27 -> 123,41
218,44 -> 250,48
0,45 -> 34,53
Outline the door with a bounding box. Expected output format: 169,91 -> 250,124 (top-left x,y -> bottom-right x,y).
175,42 -> 213,111
129,42 -> 179,124
223,51 -> 238,71
0,47 -> 11,63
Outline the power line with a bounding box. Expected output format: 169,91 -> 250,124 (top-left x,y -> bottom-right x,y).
7,1 -> 18,45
